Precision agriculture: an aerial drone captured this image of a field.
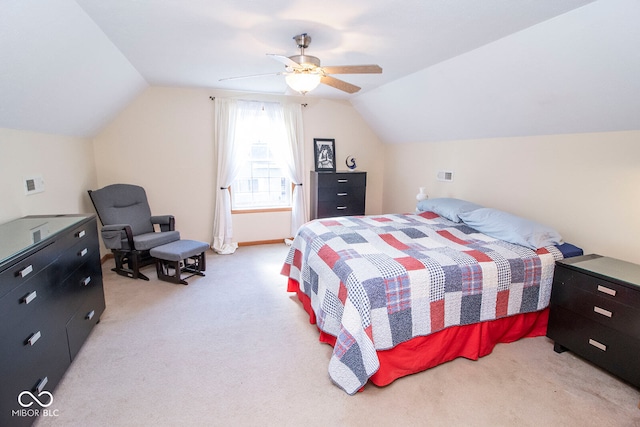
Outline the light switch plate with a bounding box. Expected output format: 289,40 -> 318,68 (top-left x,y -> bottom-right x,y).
24,175 -> 45,195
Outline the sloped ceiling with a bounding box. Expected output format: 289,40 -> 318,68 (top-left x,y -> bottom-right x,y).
352,0 -> 640,143
2,0 -> 638,143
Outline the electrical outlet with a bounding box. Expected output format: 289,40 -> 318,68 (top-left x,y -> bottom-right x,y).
24,175 -> 45,195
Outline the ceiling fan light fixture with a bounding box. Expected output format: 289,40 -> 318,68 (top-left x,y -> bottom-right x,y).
285,72 -> 321,94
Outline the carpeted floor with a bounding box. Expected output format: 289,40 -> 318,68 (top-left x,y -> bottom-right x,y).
34,243 -> 639,427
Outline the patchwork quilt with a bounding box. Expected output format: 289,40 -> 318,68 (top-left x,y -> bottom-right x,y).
281,212 -> 564,395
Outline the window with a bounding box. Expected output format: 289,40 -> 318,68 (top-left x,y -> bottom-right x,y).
231,108 -> 291,211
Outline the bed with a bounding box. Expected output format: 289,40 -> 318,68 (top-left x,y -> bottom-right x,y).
281,199 -> 582,394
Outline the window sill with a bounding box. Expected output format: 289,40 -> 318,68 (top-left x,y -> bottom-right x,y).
231,207 -> 292,214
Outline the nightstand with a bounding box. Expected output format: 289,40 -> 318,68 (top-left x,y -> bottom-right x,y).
547,254 -> 640,389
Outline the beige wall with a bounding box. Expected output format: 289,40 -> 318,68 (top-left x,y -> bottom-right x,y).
6,88 -> 635,266
92,86 -> 385,245
92,87 -> 215,244
0,128 -> 96,225
382,131 -> 640,264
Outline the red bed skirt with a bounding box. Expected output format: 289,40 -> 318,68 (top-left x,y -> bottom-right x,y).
287,278 -> 549,387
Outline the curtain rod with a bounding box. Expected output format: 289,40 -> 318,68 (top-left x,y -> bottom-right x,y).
209,96 -> 307,107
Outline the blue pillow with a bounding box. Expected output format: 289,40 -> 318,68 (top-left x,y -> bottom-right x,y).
416,198 -> 483,223
458,208 -> 563,250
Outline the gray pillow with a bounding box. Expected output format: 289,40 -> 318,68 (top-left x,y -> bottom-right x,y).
458,208 -> 563,250
416,198 -> 483,222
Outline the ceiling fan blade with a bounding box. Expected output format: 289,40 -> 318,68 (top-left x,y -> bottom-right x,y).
266,54 -> 301,69
219,72 -> 283,82
321,65 -> 382,74
320,75 -> 361,94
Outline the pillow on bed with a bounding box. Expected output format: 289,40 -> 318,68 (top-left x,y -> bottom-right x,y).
458,208 -> 563,250
416,198 -> 483,222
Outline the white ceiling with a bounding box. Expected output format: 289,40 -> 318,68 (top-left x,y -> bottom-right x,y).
1,0 -> 638,142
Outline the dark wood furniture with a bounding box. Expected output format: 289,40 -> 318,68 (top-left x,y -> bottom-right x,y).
547,254 -> 640,389
310,171 -> 367,220
0,215 -> 105,426
149,239 -> 208,285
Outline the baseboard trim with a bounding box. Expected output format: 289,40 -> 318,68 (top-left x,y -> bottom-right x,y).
100,240 -> 289,260
238,239 -> 292,247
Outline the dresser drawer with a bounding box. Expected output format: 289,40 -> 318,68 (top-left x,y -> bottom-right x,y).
67,283 -> 105,360
0,268 -> 58,327
554,265 -> 640,307
551,278 -> 640,335
0,240 -> 59,299
317,202 -> 365,218
317,187 -> 365,203
316,172 -> 366,188
548,306 -> 640,387
55,257 -> 103,318
48,223 -> 100,284
0,326 -> 69,427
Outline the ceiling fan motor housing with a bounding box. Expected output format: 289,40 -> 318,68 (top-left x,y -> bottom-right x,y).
288,55 -> 321,70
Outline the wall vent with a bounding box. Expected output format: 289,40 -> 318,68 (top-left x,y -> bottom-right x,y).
437,171 -> 454,182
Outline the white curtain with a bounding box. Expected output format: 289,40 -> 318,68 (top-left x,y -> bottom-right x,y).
212,99 -> 264,254
213,99 -> 306,252
276,103 -> 307,237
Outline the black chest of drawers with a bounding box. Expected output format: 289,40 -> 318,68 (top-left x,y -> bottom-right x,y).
0,215 -> 105,426
310,171 -> 367,220
547,254 -> 640,388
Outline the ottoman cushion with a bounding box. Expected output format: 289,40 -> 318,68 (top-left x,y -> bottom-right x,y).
150,239 -> 209,261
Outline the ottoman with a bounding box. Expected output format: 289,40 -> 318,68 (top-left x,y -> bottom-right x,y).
149,239 -> 209,285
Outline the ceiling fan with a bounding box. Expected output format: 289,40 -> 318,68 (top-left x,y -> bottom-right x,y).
220,33 -> 382,95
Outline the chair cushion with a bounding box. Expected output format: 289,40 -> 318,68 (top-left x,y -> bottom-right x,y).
90,184 -> 155,235
133,231 -> 180,251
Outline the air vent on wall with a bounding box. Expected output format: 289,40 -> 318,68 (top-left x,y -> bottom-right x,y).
437,171 -> 454,182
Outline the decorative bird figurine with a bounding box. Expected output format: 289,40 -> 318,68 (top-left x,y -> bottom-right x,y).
346,156 -> 357,170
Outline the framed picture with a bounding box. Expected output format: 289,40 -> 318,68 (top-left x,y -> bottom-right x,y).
313,138 -> 336,172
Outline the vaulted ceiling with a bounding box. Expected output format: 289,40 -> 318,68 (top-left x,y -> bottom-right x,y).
1,0 -> 638,143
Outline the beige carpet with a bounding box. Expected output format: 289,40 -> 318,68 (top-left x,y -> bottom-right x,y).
34,243 -> 639,427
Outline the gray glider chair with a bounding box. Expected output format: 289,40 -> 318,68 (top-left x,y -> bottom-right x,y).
88,184 -> 180,281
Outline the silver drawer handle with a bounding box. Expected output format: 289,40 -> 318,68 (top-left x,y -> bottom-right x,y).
78,248 -> 88,257
588,338 -> 607,352
23,291 -> 38,304
18,265 -> 33,278
337,193 -> 348,196
77,230 -> 86,238
28,331 -> 42,346
593,306 -> 612,318
81,276 -> 91,286
337,179 -> 348,183
35,377 -> 48,394
86,310 -> 95,320
337,206 -> 347,210
596,285 -> 616,297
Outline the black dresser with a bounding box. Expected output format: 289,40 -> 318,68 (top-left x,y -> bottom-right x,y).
0,215 -> 105,426
310,171 -> 367,220
547,254 -> 640,388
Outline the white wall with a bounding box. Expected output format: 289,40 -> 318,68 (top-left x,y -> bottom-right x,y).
91,86 -> 385,245
382,131 -> 640,264
0,128 -> 97,225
